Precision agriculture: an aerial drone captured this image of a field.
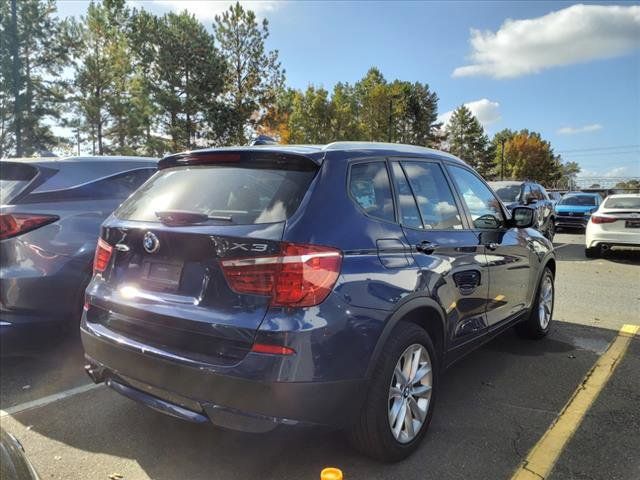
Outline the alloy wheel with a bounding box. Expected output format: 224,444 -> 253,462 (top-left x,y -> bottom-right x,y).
538,274 -> 554,329
388,343 -> 432,444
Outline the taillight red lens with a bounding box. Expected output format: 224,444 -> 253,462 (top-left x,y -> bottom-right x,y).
93,238 -> 113,274
0,213 -> 58,240
220,243 -> 342,307
591,215 -> 617,224
251,343 -> 296,355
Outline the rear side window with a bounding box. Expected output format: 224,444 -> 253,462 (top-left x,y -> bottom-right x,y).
115,165 -> 316,225
0,163 -> 38,204
349,162 -> 395,222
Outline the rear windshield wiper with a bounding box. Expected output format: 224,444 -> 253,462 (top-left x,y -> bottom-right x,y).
155,210 -> 232,226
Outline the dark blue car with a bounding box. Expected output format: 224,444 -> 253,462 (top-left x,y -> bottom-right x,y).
81,143 -> 555,462
0,156 -> 157,341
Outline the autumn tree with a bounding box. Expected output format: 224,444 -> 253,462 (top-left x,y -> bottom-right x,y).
503,131 -> 562,184
445,105 -> 494,178
213,2 -> 284,145
0,0 -> 73,156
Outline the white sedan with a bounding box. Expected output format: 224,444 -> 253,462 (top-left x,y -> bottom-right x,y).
585,193 -> 640,258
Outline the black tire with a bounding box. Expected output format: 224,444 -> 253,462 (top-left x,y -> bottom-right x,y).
545,220 -> 555,242
585,246 -> 600,258
348,322 -> 438,462
516,267 -> 554,339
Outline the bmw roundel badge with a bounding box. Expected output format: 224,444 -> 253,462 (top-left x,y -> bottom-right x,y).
143,231 -> 160,254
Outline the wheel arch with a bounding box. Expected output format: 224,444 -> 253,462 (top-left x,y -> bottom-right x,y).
365,297 -> 447,379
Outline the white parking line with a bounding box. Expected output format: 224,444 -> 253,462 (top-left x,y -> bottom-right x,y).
0,383 -> 104,418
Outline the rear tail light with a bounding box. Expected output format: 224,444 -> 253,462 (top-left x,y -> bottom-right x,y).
251,343 -> 296,355
220,243 -> 342,307
0,213 -> 58,240
93,238 -> 113,274
591,215 -> 617,224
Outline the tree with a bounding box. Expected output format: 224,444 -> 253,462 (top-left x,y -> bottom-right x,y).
387,80 -> 440,146
213,2 -> 284,144
287,86 -> 332,144
72,0 -> 128,155
503,131 -> 562,184
355,67 -> 389,141
0,0 -> 73,157
330,82 -> 361,141
150,11 -> 226,151
445,105 -> 494,178
558,161 -> 581,189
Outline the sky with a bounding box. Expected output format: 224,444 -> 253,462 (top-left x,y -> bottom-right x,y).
55,1 -> 640,179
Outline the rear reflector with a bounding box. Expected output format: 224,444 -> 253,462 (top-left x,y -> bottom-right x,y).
0,213 -> 58,240
220,242 -> 342,307
251,343 -> 296,355
93,238 -> 113,274
591,215 -> 618,224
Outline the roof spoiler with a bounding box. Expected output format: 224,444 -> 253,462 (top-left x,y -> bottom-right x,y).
158,150 -> 319,171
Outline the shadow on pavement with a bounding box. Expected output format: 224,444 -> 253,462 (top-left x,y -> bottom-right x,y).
553,241 -> 640,265
5,321 -> 621,480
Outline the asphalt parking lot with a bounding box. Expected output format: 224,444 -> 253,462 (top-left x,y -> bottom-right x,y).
1,231 -> 638,480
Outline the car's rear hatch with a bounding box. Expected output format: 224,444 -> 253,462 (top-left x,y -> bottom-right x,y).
87,150 -> 321,365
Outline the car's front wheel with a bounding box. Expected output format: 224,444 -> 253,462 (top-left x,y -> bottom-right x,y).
516,267 -> 554,339
545,219 -> 555,242
348,322 -> 437,462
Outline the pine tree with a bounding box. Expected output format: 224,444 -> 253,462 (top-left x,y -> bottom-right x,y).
445,105 -> 494,178
0,0 -> 73,157
150,11 -> 226,151
213,2 -> 284,145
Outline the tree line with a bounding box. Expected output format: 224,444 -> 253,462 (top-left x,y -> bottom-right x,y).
1,0 -> 579,185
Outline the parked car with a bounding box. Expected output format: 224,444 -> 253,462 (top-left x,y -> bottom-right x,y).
81,143 -> 555,462
488,180 -> 556,240
0,428 -> 40,480
554,192 -> 602,230
585,194 -> 640,257
0,156 -> 157,341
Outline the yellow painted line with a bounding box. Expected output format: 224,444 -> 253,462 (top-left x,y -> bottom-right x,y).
510,324 -> 639,480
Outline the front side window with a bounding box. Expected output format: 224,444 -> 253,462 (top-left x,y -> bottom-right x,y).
401,161 -> 463,230
447,165 -> 505,229
349,162 -> 395,222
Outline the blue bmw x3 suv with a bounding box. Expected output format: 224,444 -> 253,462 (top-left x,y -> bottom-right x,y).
81,143 -> 556,462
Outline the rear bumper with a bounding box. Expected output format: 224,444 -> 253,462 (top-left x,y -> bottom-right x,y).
585,232 -> 640,249
81,320 -> 367,432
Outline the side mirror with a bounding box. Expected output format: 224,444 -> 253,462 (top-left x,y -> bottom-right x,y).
511,206 -> 535,228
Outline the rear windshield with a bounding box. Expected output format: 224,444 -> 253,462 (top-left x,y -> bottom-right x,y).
492,185 -> 521,203
115,164 -> 316,225
558,195 -> 598,206
0,162 -> 38,204
603,196 -> 640,209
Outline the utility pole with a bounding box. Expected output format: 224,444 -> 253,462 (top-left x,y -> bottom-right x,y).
500,139 -> 505,180
387,99 -> 393,143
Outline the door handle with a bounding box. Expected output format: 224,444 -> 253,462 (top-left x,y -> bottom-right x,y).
416,241 -> 439,254
485,242 -> 499,251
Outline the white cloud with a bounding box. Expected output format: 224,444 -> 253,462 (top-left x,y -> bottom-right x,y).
557,124 -> 603,135
148,1 -> 282,21
453,4 -> 640,79
438,98 -> 501,129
